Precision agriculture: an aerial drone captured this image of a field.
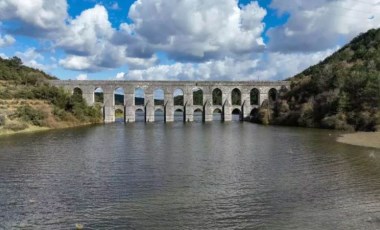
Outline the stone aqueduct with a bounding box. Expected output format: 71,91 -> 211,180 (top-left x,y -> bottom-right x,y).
50,80 -> 290,123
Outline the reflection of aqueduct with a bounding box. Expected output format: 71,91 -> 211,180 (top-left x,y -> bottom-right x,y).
50,80 -> 290,123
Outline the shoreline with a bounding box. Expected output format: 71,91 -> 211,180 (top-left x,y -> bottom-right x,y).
337,131 -> 380,149
0,122 -> 101,137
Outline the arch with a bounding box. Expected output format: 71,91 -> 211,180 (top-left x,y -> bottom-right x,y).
231,88 -> 241,105
232,108 -> 241,121
193,88 -> 203,106
73,87 -> 83,96
114,87 -> 124,106
135,88 -> 145,106
212,88 -> 222,106
154,109 -> 165,123
135,108 -> 145,122
115,108 -> 124,122
250,88 -> 260,105
193,108 -> 203,122
174,108 -> 184,122
173,88 -> 184,106
269,88 -> 278,102
94,87 -> 104,103
213,108 -> 222,121
154,88 -> 164,106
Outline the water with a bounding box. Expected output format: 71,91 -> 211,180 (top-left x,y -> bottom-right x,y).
0,122 -> 379,229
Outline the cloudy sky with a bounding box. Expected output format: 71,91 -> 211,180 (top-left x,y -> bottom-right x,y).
0,0 -> 379,81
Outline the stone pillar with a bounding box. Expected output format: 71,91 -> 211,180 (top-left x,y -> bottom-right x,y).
103,87 -> 115,123
165,93 -> 174,122
222,93 -> 231,122
223,102 -> 232,122
185,90 -> 193,122
241,92 -> 251,119
82,86 -> 94,106
125,93 -> 135,122
259,87 -> 269,106
203,93 -> 212,122
145,94 -> 154,122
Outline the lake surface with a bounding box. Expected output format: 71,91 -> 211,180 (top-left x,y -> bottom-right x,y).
0,120 -> 379,229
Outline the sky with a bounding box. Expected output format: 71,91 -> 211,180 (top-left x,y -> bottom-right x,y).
0,0 -> 379,81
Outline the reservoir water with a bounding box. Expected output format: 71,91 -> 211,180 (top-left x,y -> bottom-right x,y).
0,120 -> 379,229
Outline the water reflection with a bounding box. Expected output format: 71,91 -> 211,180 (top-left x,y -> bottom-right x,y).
0,123 -> 379,229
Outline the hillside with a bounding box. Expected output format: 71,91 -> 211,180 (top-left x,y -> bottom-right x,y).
0,57 -> 102,135
254,28 -> 380,131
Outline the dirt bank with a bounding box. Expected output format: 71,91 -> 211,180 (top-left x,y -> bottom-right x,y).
337,132 -> 380,149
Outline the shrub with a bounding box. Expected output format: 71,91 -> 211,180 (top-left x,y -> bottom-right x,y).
4,122 -> 28,131
16,105 -> 46,126
0,114 -> 5,126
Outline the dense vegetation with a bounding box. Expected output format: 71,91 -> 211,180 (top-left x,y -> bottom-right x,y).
0,56 -> 102,132
254,28 -> 380,131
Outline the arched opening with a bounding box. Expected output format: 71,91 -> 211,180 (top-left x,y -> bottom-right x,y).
212,88 -> 222,106
269,88 -> 277,103
250,88 -> 260,105
154,109 -> 165,123
135,108 -> 145,122
73,87 -> 83,96
250,108 -> 260,122
154,88 -> 164,106
174,89 -> 184,106
193,108 -> 203,122
94,87 -> 104,104
213,108 -> 222,121
174,108 -> 184,122
193,88 -> 203,106
114,87 -> 124,106
115,108 -> 124,122
231,88 -> 241,105
135,88 -> 145,106
232,108 -> 241,121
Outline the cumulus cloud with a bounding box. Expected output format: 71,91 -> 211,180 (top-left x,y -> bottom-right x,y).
115,72 -> 125,80
0,0 -> 68,37
268,0 -> 380,52
125,49 -> 335,81
76,73 -> 88,80
127,0 -> 266,61
57,5 -> 128,71
15,48 -> 48,70
0,33 -> 15,47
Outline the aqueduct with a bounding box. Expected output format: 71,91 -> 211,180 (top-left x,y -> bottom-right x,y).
50,80 -> 290,123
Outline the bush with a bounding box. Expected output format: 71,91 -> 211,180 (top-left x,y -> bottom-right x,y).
0,115 -> 5,126
4,122 -> 28,131
16,105 -> 46,126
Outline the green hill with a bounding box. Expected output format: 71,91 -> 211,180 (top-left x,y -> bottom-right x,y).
0,56 -> 102,135
254,28 -> 380,131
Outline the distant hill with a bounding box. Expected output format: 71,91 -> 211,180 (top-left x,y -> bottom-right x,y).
254,28 -> 380,131
0,56 -> 102,134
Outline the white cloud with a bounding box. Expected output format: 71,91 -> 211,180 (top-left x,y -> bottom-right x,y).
0,0 -> 68,36
127,0 -> 266,61
126,55 -> 158,70
76,73 -> 88,80
15,48 -> 48,70
0,34 -> 15,47
268,0 -> 380,52
115,72 -> 125,80
58,5 -> 128,71
126,49 -> 335,81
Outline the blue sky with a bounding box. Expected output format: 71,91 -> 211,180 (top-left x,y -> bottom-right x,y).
0,0 -> 379,81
